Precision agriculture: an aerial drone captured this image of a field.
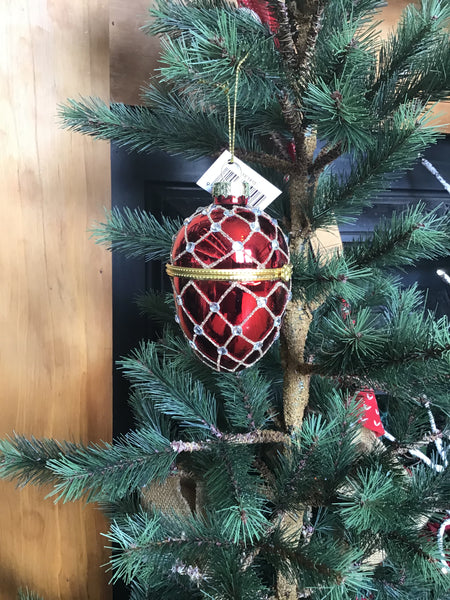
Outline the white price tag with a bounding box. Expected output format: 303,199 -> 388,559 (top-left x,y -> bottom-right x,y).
196,150 -> 282,210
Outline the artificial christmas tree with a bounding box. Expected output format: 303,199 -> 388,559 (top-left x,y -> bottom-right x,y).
1,0 -> 450,598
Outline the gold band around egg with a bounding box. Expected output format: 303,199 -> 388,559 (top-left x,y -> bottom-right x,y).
166,263 -> 293,283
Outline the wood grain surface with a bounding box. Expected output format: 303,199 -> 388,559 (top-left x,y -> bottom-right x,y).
0,1 -> 112,598
110,0 -> 450,132
110,0 -> 160,105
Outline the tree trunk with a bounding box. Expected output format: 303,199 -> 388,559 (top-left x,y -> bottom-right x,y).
277,138 -> 316,600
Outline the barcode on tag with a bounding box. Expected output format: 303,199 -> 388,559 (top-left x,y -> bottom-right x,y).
196,150 -> 282,210
219,166 -> 240,183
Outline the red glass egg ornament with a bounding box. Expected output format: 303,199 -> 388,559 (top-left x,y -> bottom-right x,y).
166,181 -> 292,372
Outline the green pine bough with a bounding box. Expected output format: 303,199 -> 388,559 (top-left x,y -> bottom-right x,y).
2,0 -> 450,598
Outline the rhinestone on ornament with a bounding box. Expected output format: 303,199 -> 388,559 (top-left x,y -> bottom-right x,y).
186,242 -> 195,253
189,340 -> 197,349
224,209 -> 234,217
253,207 -> 262,216
232,241 -> 244,252
271,218 -> 278,227
218,347 -> 228,355
250,221 -> 260,232
210,302 -> 220,313
232,325 -> 243,336
271,239 -> 279,250
274,317 -> 282,327
176,296 -> 183,306
194,325 -> 203,336
210,222 -> 221,232
256,297 -> 267,308
254,341 -> 262,350
174,314 -> 180,324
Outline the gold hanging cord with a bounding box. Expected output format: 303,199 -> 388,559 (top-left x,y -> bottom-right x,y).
227,52 -> 249,164
199,53 -> 248,164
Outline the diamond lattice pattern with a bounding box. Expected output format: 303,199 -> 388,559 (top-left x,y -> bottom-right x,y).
170,203 -> 291,372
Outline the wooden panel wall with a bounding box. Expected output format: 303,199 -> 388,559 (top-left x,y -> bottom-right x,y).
110,0 -> 450,132
0,1 -> 112,599
110,0 -> 160,105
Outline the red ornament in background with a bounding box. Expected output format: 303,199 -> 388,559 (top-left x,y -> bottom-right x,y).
238,0 -> 279,33
341,299 -> 385,437
356,388 -> 385,437
167,182 -> 292,372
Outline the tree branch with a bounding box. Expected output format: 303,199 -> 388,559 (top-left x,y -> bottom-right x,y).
309,142 -> 343,177
170,430 -> 291,454
278,91 -> 305,152
271,132 -> 293,161
234,148 -> 295,173
271,1 -> 303,77
295,2 -> 325,98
